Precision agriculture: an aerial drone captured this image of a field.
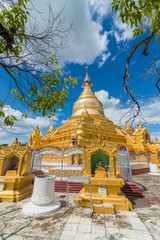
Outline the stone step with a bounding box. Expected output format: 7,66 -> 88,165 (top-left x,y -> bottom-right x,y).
122,187 -> 142,191
122,190 -> 143,193
54,181 -> 144,196
122,193 -> 143,196
54,181 -> 83,193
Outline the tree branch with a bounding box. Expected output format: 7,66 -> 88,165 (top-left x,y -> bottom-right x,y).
123,24 -> 160,122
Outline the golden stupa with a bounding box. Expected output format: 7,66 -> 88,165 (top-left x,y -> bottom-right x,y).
28,69 -> 160,212
29,69 -> 160,173
29,70 -> 128,169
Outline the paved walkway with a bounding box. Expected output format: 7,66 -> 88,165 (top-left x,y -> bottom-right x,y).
128,173 -> 160,240
60,208 -> 152,240
0,193 -> 154,240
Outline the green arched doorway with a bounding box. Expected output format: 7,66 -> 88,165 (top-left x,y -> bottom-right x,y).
91,151 -> 110,174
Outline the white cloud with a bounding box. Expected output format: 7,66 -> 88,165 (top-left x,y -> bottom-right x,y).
3,105 -> 22,120
98,52 -> 111,67
2,1 -> 136,69
61,119 -> 68,124
140,98 -> 160,125
95,90 -> 160,140
27,0 -> 111,66
95,90 -> 120,107
111,52 -> 121,61
113,15 -> 134,43
89,0 -> 112,21
149,131 -> 160,142
95,90 -> 124,125
0,105 -> 58,144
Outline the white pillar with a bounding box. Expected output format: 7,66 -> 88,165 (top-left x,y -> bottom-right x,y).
31,175 -> 55,206
22,175 -> 61,217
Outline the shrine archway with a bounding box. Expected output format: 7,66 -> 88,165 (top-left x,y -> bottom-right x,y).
91,151 -> 109,174
0,140 -> 32,176
82,140 -> 120,177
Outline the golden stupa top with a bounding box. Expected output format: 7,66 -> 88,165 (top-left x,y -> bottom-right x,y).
72,69 -> 104,117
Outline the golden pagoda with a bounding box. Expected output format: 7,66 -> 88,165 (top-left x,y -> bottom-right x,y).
30,70 -> 129,168
29,69 -> 160,172
28,69 -> 133,212
28,68 -> 160,212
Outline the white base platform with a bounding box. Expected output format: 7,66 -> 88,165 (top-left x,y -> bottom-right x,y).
149,172 -> 160,176
22,199 -> 61,217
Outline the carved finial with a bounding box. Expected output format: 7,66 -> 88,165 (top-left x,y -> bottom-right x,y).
125,121 -> 134,135
36,123 -> 39,129
138,120 -> 141,126
49,123 -> 54,132
125,120 -> 129,127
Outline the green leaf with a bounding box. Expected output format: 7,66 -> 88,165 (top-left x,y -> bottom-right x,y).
22,113 -> 28,118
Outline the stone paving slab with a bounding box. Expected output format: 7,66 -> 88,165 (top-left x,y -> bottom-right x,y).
59,203 -> 153,240
0,192 -> 155,240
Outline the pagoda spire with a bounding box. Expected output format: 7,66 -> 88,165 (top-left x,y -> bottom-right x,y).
82,65 -> 92,88
125,121 -> 134,135
138,120 -> 143,130
48,123 -> 54,133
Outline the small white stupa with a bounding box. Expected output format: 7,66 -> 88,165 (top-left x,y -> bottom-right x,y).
22,175 -> 61,217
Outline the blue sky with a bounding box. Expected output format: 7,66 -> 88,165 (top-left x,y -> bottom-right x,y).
1,0 -> 160,145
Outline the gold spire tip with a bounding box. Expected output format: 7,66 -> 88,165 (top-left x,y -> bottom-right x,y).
82,65 -> 92,88
85,65 -> 88,75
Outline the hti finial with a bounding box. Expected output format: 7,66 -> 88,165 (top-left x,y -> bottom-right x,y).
85,65 -> 88,75
82,65 -> 92,88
